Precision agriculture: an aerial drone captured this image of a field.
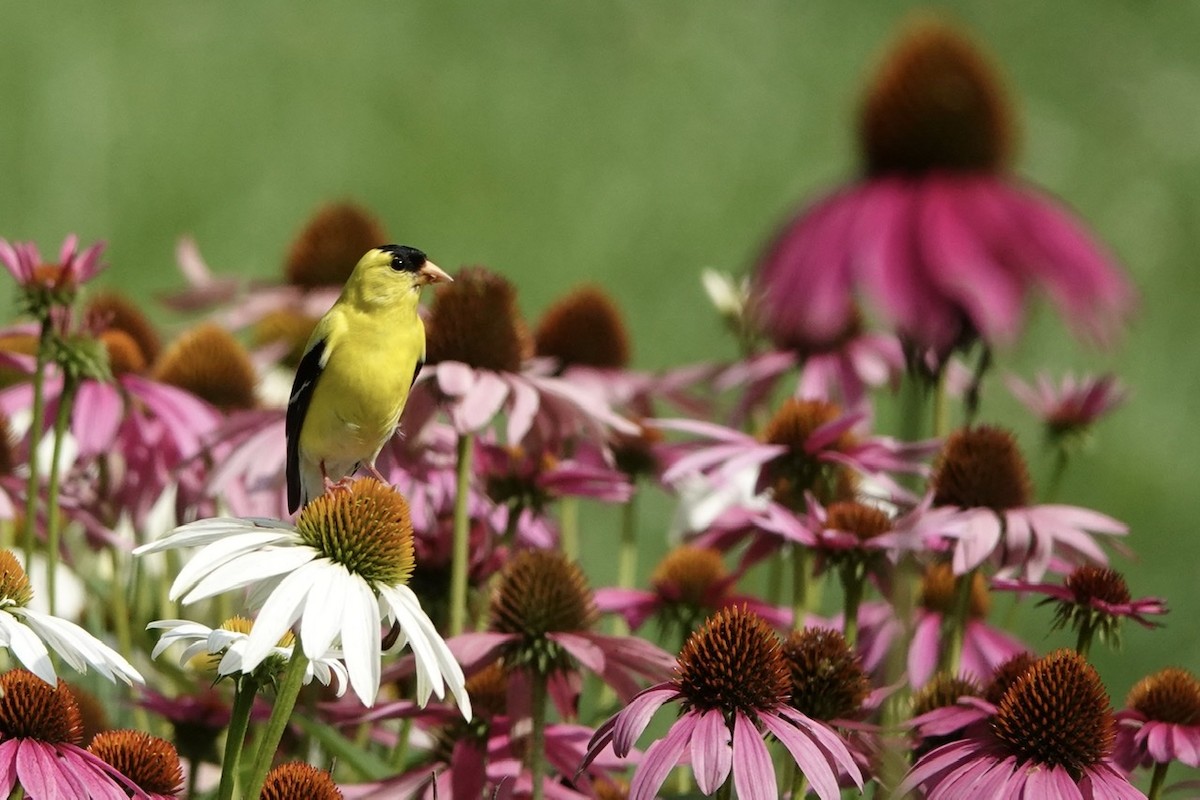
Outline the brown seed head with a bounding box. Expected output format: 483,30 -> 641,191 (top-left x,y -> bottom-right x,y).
252,310 -> 319,369
825,501 -> 892,543
912,674 -> 983,717
261,761 -> 344,800
0,670 -> 83,744
284,202 -> 387,288
593,777 -> 630,800
101,329 -> 147,376
426,267 -> 530,372
0,414 -> 15,477
920,562 -> 990,618
985,651 -> 1039,706
65,682 -> 111,746
675,607 -> 789,716
464,663 -> 510,721
295,479 -> 415,587
1127,668 -> 1200,726
650,547 -> 728,607
490,549 -> 597,637
89,729 -> 183,796
534,285 -> 631,370
760,399 -> 857,507
87,291 -> 162,365
860,18 -> 1014,176
932,425 -> 1032,510
154,323 -> 258,411
0,335 -> 37,388
1065,566 -> 1131,607
781,627 -> 871,721
612,419 -> 663,478
991,649 -> 1114,777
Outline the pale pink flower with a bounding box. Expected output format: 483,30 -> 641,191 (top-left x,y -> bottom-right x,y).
0,235 -> 105,295
1006,372 -> 1127,440
1114,668 -> 1200,772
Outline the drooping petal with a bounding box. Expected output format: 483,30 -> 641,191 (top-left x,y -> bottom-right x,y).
629,714 -> 695,800
731,711 -> 778,800
689,709 -> 733,795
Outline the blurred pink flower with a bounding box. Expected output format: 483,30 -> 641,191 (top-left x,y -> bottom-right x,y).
1006,372 -> 1127,440
1114,668 -> 1200,772
0,235 -> 105,296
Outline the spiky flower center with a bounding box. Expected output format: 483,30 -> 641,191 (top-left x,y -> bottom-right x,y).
220,616 -> 296,648
0,550 -> 33,607
284,202 -> 387,288
912,674 -> 982,717
612,419 -> 663,478
860,19 -> 1013,176
760,399 -> 856,507
261,761 -> 344,800
253,310 -> 319,369
89,729 -> 183,796
1066,566 -> 1131,606
676,607 -> 789,716
932,425 -> 1031,511
825,501 -> 892,542
991,649 -> 1114,778
0,670 -> 83,744
490,550 -> 597,638
464,663 -> 510,721
1127,668 -> 1200,726
985,651 -> 1038,705
295,479 -> 415,587
153,323 -> 258,411
534,285 -> 631,370
0,414 -> 13,476
86,291 -> 162,366
781,627 -> 870,721
426,267 -> 529,373
651,547 -> 727,607
101,329 -> 147,376
920,562 -> 990,618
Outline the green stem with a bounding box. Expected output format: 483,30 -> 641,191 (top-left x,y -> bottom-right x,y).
766,548 -> 785,606
612,489 -> 639,637
529,670 -> 547,800
22,320 -> 51,569
791,546 -> 812,631
938,569 -> 977,675
840,563 -> 865,648
449,432 -> 474,637
791,769 -> 809,799
559,496 -> 579,562
217,676 -> 260,800
715,775 -> 733,800
44,377 -> 76,617
107,549 -> 150,732
243,647 -> 309,799
389,718 -> 413,770
1042,446 -> 1070,503
898,371 -> 930,445
1147,761 -> 1171,800
1075,620 -> 1094,658
932,367 -> 950,439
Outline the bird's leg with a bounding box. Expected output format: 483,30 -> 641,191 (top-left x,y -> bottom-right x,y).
320,461 -> 355,495
364,462 -> 393,487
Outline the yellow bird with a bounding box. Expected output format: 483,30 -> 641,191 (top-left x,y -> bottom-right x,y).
286,245 -> 452,512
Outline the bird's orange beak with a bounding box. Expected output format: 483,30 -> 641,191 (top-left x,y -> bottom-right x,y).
418,262 -> 453,285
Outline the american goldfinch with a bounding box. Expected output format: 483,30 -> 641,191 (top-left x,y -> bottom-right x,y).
286,245 -> 452,512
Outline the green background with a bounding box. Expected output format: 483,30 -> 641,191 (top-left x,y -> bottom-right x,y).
3,1 -> 1198,707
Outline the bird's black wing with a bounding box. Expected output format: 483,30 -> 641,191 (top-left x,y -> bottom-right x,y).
286,338 -> 327,513
411,356 -> 424,388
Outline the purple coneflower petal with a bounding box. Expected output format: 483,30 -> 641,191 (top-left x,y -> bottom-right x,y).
760,711 -> 840,800
629,712 -> 694,800
690,710 -> 733,795
611,684 -> 678,756
731,711 -> 777,800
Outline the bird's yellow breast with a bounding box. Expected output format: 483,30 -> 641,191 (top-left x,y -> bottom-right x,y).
298,302 -> 424,462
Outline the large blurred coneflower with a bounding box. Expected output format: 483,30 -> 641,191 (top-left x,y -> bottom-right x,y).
900,649 -> 1144,798
154,322 -> 259,412
752,18 -> 1133,359
582,607 -> 863,800
0,669 -> 141,798
912,425 -> 1128,581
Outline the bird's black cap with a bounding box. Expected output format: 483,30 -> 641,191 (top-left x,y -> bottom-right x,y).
379,244 -> 427,273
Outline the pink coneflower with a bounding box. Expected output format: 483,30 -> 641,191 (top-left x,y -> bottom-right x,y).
595,545 -> 790,635
404,267 -> 634,448
911,425 -> 1127,580
900,649 -> 1145,799
0,669 -> 143,799
452,550 -> 674,706
1006,372 -> 1127,444
856,565 -> 1026,689
993,566 -> 1166,654
660,397 -> 932,514
1114,668 -> 1200,777
752,20 -> 1133,356
0,235 -> 106,318
581,607 -> 862,800
261,761 -> 344,800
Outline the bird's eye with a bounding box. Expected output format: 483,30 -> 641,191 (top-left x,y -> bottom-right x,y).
390,256 -> 407,272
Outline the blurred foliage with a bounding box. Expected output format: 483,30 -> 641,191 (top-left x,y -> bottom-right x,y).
3,0 -> 1198,703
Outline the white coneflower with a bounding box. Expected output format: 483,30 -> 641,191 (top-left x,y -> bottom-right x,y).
135,479 -> 469,715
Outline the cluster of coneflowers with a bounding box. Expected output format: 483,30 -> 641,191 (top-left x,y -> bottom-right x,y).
0,15 -> 1192,800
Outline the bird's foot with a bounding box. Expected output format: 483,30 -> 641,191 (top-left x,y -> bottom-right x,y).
322,475 -> 356,495
364,464 -> 393,487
